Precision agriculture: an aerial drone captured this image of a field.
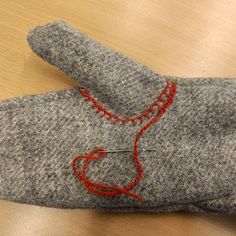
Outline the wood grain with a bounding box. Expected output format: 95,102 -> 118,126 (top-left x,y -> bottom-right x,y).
0,0 -> 235,235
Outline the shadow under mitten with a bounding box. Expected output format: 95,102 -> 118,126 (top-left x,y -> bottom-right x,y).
0,21 -> 235,214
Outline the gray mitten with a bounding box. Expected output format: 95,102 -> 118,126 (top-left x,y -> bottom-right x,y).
0,21 -> 235,214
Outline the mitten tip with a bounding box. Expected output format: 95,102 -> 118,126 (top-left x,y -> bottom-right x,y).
27,20 -> 71,64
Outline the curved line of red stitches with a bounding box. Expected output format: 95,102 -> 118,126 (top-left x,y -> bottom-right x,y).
72,80 -> 177,200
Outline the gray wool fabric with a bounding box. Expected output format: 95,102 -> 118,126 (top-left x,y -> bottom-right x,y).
0,21 -> 235,214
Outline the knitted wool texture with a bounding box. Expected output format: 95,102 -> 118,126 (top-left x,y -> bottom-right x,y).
0,21 -> 235,213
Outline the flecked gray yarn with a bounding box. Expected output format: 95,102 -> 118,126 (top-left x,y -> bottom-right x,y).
0,21 -> 235,214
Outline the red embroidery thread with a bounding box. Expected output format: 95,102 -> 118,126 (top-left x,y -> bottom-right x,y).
72,80 -> 177,200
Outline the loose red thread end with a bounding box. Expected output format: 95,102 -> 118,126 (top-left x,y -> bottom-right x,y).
71,148 -> 143,200
72,80 -> 177,200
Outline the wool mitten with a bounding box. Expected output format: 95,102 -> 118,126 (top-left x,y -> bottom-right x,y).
0,21 -> 235,214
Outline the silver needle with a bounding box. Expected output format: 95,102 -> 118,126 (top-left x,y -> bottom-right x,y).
96,148 -> 157,153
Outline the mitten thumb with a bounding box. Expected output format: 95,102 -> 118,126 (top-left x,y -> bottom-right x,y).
27,20 -> 167,117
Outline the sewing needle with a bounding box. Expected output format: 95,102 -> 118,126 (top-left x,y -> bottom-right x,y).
96,148 -> 158,153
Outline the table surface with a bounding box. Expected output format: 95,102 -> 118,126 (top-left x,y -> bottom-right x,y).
0,1 -> 236,235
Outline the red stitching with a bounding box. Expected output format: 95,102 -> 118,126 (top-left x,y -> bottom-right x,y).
79,80 -> 174,126
72,80 -> 177,200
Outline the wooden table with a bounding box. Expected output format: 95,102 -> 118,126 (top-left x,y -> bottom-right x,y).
0,1 -> 235,235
